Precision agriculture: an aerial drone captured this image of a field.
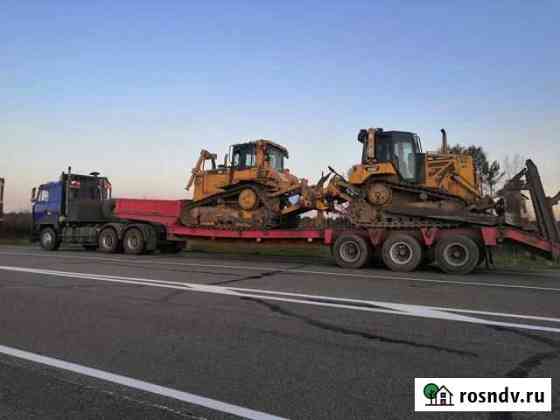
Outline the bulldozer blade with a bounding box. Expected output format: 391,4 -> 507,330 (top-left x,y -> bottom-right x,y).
525,159 -> 560,244
550,191 -> 560,207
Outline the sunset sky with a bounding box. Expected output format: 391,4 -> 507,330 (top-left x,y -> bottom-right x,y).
2,0 -> 559,211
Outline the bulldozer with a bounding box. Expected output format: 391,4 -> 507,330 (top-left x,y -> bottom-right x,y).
325,127 -> 496,227
180,139 -> 328,229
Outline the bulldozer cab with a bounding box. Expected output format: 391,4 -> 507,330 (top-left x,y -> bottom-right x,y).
358,129 -> 424,183
187,140 -> 293,202
230,141 -> 288,171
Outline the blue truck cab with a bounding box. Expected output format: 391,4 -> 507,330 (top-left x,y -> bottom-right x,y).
32,181 -> 64,232
31,169 -> 170,254
31,169 -> 114,250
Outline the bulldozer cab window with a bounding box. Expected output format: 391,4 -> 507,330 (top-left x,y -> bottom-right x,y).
395,140 -> 415,180
232,144 -> 256,169
376,132 -> 419,182
266,147 -> 285,171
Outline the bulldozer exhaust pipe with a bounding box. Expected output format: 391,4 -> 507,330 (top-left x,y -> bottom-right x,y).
441,129 -> 448,154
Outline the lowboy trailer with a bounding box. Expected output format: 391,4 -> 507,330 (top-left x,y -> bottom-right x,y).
113,197 -> 559,275
31,168 -> 559,275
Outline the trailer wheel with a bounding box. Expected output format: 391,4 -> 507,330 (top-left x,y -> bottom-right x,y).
98,228 -> 119,253
435,235 -> 480,275
381,233 -> 423,272
39,227 -> 60,251
332,234 -> 371,269
123,228 -> 145,255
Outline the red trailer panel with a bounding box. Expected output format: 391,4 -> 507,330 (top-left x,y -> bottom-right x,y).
113,198 -> 332,244
114,198 -> 181,227
501,226 -> 560,258
168,225 -> 332,244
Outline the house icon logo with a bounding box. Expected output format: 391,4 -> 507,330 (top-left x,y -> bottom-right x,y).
423,383 -> 454,406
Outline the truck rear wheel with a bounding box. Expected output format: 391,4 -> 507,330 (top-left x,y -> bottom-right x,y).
435,235 -> 480,275
39,227 -> 60,251
98,228 -> 119,253
332,233 -> 372,269
123,228 -> 145,255
381,233 -> 423,272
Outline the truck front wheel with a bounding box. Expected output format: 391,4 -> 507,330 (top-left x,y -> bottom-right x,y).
98,228 -> 120,253
123,228 -> 145,255
39,227 -> 60,251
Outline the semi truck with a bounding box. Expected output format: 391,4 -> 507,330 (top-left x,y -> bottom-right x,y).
31,165 -> 559,274
30,169 -> 183,254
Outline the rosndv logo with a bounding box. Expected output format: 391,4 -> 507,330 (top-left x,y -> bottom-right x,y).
423,383 -> 454,407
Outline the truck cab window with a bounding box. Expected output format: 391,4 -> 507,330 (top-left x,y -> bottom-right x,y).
38,190 -> 49,202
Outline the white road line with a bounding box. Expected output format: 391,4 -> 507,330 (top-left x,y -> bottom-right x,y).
2,265 -> 560,334
0,250 -> 558,293
0,344 -> 286,420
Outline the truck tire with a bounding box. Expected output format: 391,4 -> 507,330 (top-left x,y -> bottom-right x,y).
332,233 -> 372,269
98,228 -> 119,253
39,227 -> 60,251
123,227 -> 145,255
435,235 -> 480,275
381,233 -> 423,272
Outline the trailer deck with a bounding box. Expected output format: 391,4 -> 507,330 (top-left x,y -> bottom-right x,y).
112,197 -> 560,272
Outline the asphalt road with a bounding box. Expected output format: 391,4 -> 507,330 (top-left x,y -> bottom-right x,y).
0,245 -> 558,419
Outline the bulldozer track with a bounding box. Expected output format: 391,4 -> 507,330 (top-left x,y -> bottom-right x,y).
330,209 -> 460,229
181,184 -> 283,230
379,180 -> 467,206
338,180 -> 477,229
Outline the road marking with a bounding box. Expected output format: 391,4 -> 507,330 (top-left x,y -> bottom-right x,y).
0,343 -> 286,420
2,265 -> 560,334
0,250 -> 559,293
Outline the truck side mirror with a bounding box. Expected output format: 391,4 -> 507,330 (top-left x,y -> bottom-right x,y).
31,187 -> 37,202
224,153 -> 229,167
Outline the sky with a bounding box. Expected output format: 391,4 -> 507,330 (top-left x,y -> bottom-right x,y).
1,0 -> 559,211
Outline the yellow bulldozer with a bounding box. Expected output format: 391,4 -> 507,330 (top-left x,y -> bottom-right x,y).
325,127 -> 496,227
181,139 -> 328,229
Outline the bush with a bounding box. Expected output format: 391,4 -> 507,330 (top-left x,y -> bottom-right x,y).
0,212 -> 32,239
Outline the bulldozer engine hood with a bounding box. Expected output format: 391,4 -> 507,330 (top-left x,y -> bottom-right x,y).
267,168 -> 300,186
